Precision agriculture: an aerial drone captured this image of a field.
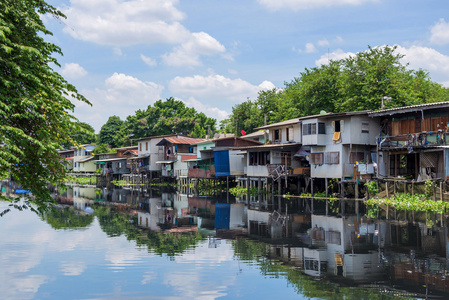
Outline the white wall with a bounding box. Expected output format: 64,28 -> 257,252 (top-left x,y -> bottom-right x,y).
229,150 -> 246,175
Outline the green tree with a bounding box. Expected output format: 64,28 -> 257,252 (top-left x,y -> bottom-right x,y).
98,116 -> 123,148
115,97 -> 217,146
61,122 -> 96,149
0,0 -> 89,214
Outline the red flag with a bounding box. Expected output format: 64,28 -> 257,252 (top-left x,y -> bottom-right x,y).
240,130 -> 246,135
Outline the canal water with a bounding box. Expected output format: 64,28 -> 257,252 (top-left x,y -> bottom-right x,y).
1,183 -> 448,299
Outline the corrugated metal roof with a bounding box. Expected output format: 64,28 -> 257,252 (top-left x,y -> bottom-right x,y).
233,142 -> 302,150
368,101 -> 449,117
95,157 -> 129,163
240,130 -> 265,138
162,137 -> 208,144
256,118 -> 300,130
77,156 -> 95,163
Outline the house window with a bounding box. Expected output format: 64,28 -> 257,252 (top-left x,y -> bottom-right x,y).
310,153 -> 324,165
286,128 -> 289,141
140,143 -> 142,152
145,142 -> 148,151
303,123 -> 317,135
325,231 -> 341,245
334,120 -> 341,132
318,122 -> 325,134
249,151 -> 270,166
332,120 -> 344,132
361,122 -> 369,133
349,152 -> 365,164
274,129 -> 281,142
324,152 -> 339,164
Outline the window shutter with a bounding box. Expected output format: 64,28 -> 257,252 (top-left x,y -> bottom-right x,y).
340,120 -> 344,132
331,121 -> 335,132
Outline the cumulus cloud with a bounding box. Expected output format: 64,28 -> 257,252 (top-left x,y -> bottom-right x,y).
61,0 -> 227,66
61,0 -> 187,46
60,63 -> 88,79
315,48 -> 356,65
169,74 -> 275,102
140,54 -> 157,67
258,0 -> 377,11
76,73 -> 164,132
395,45 -> 449,84
162,32 -> 226,67
305,42 -> 317,53
430,18 -> 449,45
180,97 -> 229,122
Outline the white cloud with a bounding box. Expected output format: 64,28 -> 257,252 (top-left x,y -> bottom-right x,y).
258,0 -> 377,11
430,18 -> 449,45
305,42 -> 317,53
76,73 -> 164,132
140,54 -> 157,67
61,0 -> 188,46
395,45 -> 449,84
180,97 -> 229,122
60,63 -> 87,79
315,48 -> 356,65
169,74 -> 275,102
162,32 -> 226,67
61,1 -> 227,66
317,38 -> 330,47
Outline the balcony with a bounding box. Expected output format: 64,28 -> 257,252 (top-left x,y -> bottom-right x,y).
380,131 -> 448,149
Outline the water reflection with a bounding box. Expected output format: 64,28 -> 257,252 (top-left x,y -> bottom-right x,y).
2,181 -> 449,298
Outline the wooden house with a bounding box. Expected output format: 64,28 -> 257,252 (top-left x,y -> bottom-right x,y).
133,134 -> 184,177
301,111 -> 380,180
213,137 -> 263,177
155,136 -> 207,178
186,139 -> 216,178
246,118 -> 305,179
368,101 -> 449,180
95,146 -> 138,177
73,144 -> 96,173
58,149 -> 74,171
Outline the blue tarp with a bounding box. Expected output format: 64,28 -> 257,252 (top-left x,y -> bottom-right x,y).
15,189 -> 31,194
214,150 -> 230,177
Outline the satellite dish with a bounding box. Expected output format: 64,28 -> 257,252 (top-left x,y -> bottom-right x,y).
320,110 -> 327,115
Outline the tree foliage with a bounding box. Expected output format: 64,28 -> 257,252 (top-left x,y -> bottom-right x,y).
0,0 -> 90,213
98,115 -> 123,148
116,97 -> 216,146
222,46 -> 449,134
62,122 -> 96,149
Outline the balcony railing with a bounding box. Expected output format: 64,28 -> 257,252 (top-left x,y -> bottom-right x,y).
380,131 -> 449,149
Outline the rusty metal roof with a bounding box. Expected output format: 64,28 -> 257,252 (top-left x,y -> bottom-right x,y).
368,101 -> 449,117
158,137 -> 208,145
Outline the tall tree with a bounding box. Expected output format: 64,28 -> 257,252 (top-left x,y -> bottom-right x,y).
115,97 -> 217,146
98,116 -> 123,148
0,0 -> 90,214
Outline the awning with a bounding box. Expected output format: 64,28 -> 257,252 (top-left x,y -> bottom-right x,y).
294,148 -> 309,157
156,160 -> 176,164
184,158 -> 203,162
128,154 -> 150,160
94,162 -> 106,165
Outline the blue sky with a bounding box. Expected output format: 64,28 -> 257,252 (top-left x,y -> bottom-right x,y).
44,0 -> 449,132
